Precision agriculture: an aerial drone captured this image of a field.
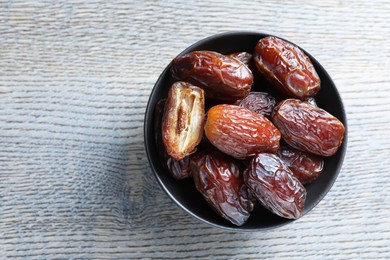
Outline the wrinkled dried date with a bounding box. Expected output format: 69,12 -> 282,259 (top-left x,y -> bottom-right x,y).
228,52 -> 255,70
234,91 -> 276,118
272,99 -> 345,157
228,51 -> 264,80
277,145 -> 324,184
191,149 -> 254,226
205,104 -> 281,159
244,153 -> 306,219
154,99 -> 192,180
162,82 -> 205,160
253,36 -> 320,99
171,51 -> 253,100
165,155 -> 192,180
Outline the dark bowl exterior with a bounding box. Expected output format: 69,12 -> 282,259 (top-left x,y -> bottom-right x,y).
144,32 -> 347,231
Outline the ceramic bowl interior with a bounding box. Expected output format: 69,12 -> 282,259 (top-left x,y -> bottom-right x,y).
144,32 -> 347,231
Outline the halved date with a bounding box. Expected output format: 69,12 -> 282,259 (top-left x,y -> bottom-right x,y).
154,99 -> 192,180
277,145 -> 324,184
244,153 -> 306,219
171,51 -> 253,100
205,104 -> 281,159
191,149 -> 254,226
253,36 -> 320,99
162,82 -> 205,160
272,99 -> 345,156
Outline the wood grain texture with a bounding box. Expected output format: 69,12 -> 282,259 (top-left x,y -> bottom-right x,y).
1,0 -> 389,259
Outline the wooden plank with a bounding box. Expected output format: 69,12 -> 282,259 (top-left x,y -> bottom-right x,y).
1,0 -> 389,259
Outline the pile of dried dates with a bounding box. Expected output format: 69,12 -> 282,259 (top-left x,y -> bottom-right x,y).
154,36 -> 345,226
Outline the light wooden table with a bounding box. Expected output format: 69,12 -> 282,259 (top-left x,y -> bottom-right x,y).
1,1 -> 389,259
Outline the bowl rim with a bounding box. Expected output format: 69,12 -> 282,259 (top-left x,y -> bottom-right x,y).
144,31 -> 348,232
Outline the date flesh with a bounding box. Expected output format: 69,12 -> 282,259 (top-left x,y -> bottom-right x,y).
171,51 -> 253,100
191,149 -> 254,226
244,153 -> 306,219
253,36 -> 320,99
154,99 -> 192,180
204,104 -> 281,159
234,91 -> 276,118
278,145 -> 324,184
272,99 -> 345,157
162,82 -> 205,160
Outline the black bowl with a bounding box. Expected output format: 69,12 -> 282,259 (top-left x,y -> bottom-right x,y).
144,32 -> 347,231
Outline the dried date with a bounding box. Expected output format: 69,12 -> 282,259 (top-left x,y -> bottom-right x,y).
234,91 -> 276,118
244,153 -> 306,219
228,52 -> 254,70
228,51 -> 264,80
162,82 -> 205,160
154,99 -> 192,180
191,149 -> 254,226
204,104 -> 281,159
272,99 -> 345,157
171,51 -> 253,100
277,145 -> 324,184
253,36 -> 320,99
